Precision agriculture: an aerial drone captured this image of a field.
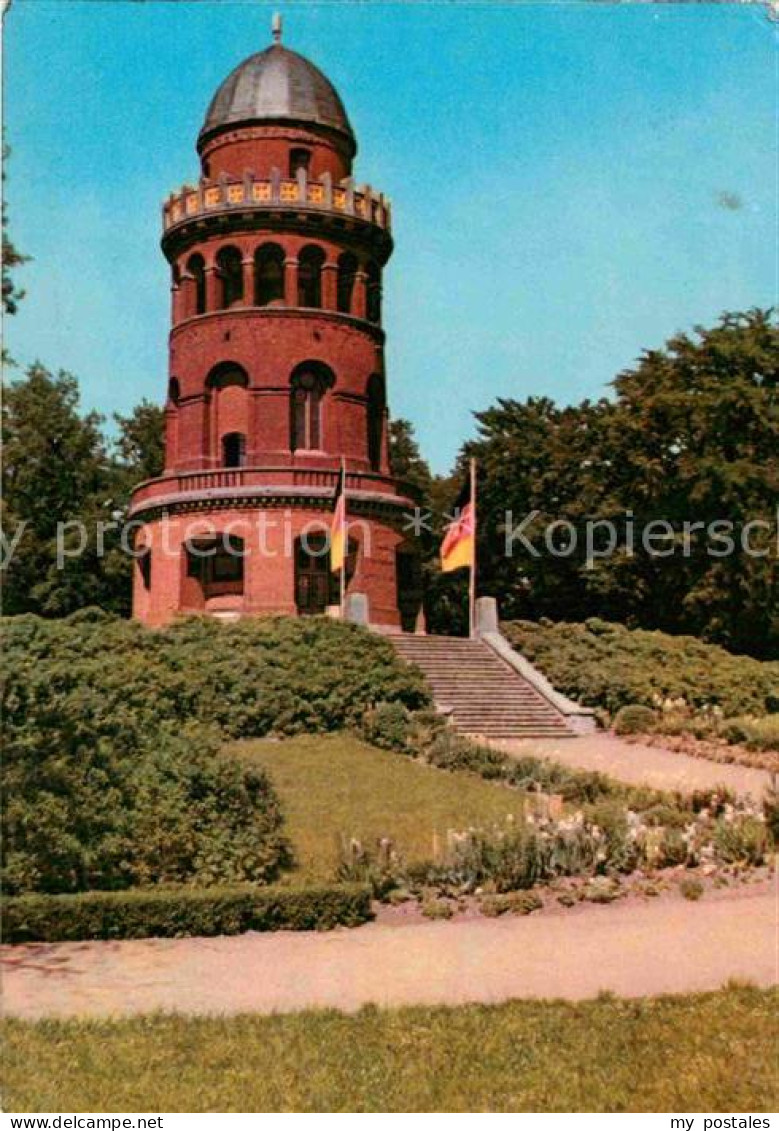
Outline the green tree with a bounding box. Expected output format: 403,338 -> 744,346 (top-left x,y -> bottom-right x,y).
2,140 -> 30,317
458,310 -> 778,657
1,365 -> 131,616
115,398 -> 165,486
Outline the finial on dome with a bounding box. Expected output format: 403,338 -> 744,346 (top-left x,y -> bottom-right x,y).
272,12 -> 282,43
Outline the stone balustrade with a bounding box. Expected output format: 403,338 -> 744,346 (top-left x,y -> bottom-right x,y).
130,464 -> 417,515
163,170 -> 391,234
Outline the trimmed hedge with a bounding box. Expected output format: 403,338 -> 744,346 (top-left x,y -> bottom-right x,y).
1,883 -> 373,943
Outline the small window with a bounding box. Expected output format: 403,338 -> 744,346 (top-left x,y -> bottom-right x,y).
289,148 -> 311,177
222,432 -> 246,468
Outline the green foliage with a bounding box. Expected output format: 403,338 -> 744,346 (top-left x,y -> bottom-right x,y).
360,701 -> 413,752
113,399 -> 165,486
504,618 -> 779,719
763,780 -> 779,846
2,616 -> 426,894
679,877 -> 704,901
1,366 -> 166,617
720,716 -> 779,752
1,883 -> 372,943
420,898 -> 454,920
424,725 -> 628,806
458,310 -> 778,657
613,704 -> 658,735
712,815 -> 768,866
478,891 -> 542,917
2,140 -> 30,318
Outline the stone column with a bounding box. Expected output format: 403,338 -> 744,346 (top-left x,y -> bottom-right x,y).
353,270 -> 368,320
322,262 -> 338,310
284,256 -> 298,307
241,257 -> 254,306
205,266 -> 220,313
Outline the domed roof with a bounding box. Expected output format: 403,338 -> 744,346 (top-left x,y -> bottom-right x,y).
199,43 -> 355,150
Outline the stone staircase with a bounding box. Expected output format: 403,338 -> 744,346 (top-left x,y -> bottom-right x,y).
391,634 -> 575,740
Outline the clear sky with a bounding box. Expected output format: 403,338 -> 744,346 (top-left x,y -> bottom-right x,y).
4,0 -> 776,472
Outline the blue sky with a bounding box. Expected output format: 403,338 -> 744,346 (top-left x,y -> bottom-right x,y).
4,0 -> 776,472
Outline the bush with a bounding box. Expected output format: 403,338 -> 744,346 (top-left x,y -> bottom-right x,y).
679,877 -> 704,901
479,891 -> 543,917
613,705 -> 657,736
360,701 -> 413,752
713,815 -> 768,866
1,615 -> 428,895
721,717 -> 779,752
421,898 -> 454,920
1,882 -> 372,943
503,619 -> 779,719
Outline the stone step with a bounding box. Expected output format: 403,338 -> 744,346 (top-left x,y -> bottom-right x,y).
390,633 -> 573,740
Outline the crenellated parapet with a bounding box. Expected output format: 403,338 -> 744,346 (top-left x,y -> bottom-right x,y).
163,169 -> 391,236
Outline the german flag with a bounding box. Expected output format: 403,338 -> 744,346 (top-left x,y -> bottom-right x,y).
330,460 -> 347,574
440,468 -> 475,573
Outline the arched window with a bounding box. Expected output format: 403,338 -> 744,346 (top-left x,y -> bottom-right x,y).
167,377 -> 180,405
205,362 -> 249,391
366,374 -> 385,471
254,243 -> 285,307
290,363 -> 334,451
337,252 -> 358,314
222,432 -> 246,468
289,148 -> 311,178
216,246 -> 243,309
366,261 -> 381,323
186,253 -> 206,315
297,245 -> 325,308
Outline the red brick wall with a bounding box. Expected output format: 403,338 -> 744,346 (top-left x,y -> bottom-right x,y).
132,507 -> 404,628
199,125 -> 353,182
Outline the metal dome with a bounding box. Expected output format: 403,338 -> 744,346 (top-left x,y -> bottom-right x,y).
199,44 -> 355,149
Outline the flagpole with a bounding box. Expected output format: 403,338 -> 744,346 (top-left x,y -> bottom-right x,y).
339,456 -> 347,619
469,456 -> 477,638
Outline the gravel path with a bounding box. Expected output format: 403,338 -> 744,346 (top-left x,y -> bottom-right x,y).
496,734 -> 772,797
3,882 -> 775,1020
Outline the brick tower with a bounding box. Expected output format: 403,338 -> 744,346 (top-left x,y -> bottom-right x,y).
130,18 -> 421,629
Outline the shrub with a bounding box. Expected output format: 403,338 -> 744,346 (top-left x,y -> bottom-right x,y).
2,722 -> 291,895
721,717 -> 779,752
1,615 -> 428,895
713,815 -> 768,866
421,898 -> 454,920
613,705 -> 657,736
503,619 -> 779,719
360,701 -> 413,752
583,878 -> 621,904
763,780 -> 779,846
1,883 -> 373,943
679,877 -> 704,901
334,836 -> 403,898
479,891 -> 543,917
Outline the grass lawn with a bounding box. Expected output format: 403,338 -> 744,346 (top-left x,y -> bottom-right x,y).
4,988 -> 777,1112
226,734 -> 527,879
